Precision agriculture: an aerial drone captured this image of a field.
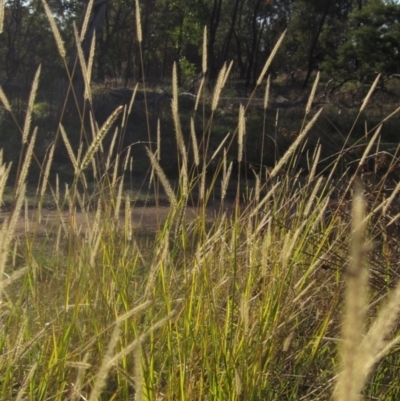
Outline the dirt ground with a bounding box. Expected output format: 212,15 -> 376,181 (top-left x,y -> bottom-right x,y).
0,204 -> 229,237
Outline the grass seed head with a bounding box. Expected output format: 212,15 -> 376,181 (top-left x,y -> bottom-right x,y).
202,26 -> 207,74
135,0 -> 142,43
211,63 -> 227,111
257,29 -> 286,86
42,0 -> 66,58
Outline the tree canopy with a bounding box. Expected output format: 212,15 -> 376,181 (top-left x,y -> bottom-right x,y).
0,0 -> 399,92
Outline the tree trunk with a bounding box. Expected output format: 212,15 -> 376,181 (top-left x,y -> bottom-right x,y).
302,0 -> 331,89
245,0 -> 262,88
222,0 -> 240,62
208,0 -> 222,79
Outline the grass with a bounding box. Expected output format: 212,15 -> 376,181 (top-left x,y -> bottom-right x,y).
2,3 -> 400,400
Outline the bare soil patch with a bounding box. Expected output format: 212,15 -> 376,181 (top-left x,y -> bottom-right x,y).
0,203 -> 229,236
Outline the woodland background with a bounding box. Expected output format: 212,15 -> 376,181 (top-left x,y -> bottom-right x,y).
1,0 -> 400,177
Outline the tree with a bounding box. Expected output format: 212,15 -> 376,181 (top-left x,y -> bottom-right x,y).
282,0 -> 355,89
0,0 -> 65,94
322,0 -> 400,85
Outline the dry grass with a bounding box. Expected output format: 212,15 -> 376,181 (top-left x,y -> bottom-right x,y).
1,4 -> 400,400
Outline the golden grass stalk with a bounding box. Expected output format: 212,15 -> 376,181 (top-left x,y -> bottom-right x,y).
128,83 -> 139,116
387,211 -> 400,227
303,176 -> 323,217
239,294 -> 249,336
60,124 -> 79,172
10,312 -> 48,361
115,148 -> 131,220
190,118 -> 200,166
256,29 -> 286,86
89,111 -> 98,141
87,30 -> 96,87
0,183 -> 25,300
73,23 -> 92,102
90,198 -> 102,241
194,77 -> 205,111
307,143 -> 321,184
382,181 -> 400,215
90,156 -> 98,181
0,86 -> 11,111
79,106 -> 123,172
133,347 -> 144,401
22,65 -> 41,143
269,108 -> 323,179
334,181 -> 367,401
0,266 -> 28,296
263,75 -> 271,109
105,127 -> 119,171
360,73 -> 381,113
238,105 -> 245,163
172,63 -> 188,194
199,169 -> 206,201
180,163 -> 188,200
338,122 -> 380,202
221,60 -> 234,89
149,165 -> 155,187
67,354 -> 91,401
80,0 -> 94,41
114,176 -> 124,222
202,26 -> 207,74
125,194 -> 132,240
357,125 -> 382,171
210,133 -> 230,163
0,152 -> 11,203
144,231 -> 170,298
223,147 -> 227,176
108,311 -> 176,366
76,142 -> 84,170
24,198 -> 29,232
235,369 -> 242,397
309,195 -> 330,234
55,173 -> 59,203
211,63 -> 227,111
221,161 -> 233,202
172,63 -> 187,160
88,323 -> 121,401
0,0 -> 4,34
254,172 -> 261,203
135,0 -> 142,43
146,148 -> 177,208
305,71 -> 319,116
157,118 -> 161,160
76,190 -> 86,215
17,128 -> 37,196
39,142 -> 55,199
112,154 -> 120,187
115,301 -> 153,324
368,180 -> 400,219
360,278 -> 400,375
41,0 -> 66,59
284,218 -> 310,264
249,181 -> 280,219
15,362 -> 38,401
121,105 -> 128,130
381,104 -> 400,124
89,231 -> 102,268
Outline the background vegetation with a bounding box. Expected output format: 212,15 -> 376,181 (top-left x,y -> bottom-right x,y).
2,0 -> 400,87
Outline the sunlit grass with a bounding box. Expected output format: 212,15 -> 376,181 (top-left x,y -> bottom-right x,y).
1,3 -> 400,400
